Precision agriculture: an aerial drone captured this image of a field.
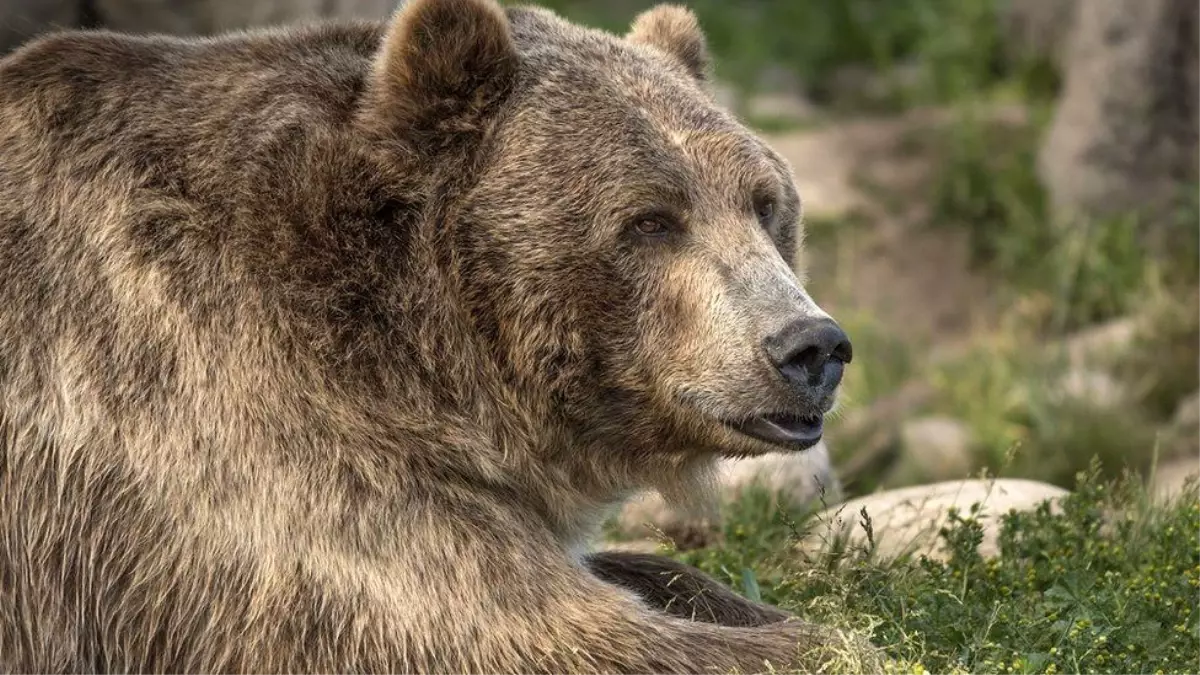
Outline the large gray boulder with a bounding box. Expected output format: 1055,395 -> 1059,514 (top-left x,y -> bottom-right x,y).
1038,0 -> 1199,245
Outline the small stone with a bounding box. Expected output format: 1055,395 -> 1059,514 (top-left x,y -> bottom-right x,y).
595,538 -> 664,555
744,92 -> 818,125
1057,316 -> 1143,368
718,441 -> 843,507
888,416 -> 976,484
1156,389 -> 1200,464
1053,368 -> 1126,408
1150,456 -> 1200,502
1172,390 -> 1199,430
710,80 -> 740,113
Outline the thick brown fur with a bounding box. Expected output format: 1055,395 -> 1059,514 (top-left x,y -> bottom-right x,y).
0,0 -> 865,672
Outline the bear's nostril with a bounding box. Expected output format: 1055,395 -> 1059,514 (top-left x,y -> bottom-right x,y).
832,336 -> 853,365
790,345 -> 826,385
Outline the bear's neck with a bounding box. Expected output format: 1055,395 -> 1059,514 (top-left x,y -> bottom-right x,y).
284,240 -> 639,548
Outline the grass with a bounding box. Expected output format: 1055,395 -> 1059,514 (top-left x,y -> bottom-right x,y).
925,331 -> 1160,488
657,466 -> 1200,674
922,106 -> 1176,335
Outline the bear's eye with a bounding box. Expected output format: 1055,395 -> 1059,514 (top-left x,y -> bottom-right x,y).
754,197 -> 776,226
630,215 -> 674,238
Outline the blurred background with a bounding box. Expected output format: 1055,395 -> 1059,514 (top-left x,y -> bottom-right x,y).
2,0 -> 1197,500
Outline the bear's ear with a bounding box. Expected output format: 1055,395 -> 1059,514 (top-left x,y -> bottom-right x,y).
359,0 -> 518,147
626,5 -> 711,83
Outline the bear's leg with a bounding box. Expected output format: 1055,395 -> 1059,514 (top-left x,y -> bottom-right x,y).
584,550 -> 791,627
475,559 -> 862,674
367,481 -> 878,673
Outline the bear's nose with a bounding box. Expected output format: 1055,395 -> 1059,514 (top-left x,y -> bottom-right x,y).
762,318 -> 853,391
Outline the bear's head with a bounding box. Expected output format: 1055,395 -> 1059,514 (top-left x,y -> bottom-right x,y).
360,0 -> 852,462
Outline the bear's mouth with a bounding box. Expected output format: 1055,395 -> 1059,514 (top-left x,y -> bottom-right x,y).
726,412 -> 824,450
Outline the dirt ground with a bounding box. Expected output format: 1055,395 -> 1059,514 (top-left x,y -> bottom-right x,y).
767,106 -> 1030,350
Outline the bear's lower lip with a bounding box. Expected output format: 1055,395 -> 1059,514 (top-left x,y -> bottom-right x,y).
727,412 -> 823,450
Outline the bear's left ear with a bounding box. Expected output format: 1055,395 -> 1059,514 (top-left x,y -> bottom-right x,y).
359,0 -> 518,148
626,5 -> 711,84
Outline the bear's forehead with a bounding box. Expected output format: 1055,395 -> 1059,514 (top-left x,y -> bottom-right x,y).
495,7 -> 785,199
506,7 -> 733,134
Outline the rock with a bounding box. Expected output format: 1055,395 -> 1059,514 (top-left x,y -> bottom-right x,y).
717,444 -> 844,506
832,380 -> 937,485
886,416 -> 976,485
1057,315 -> 1143,369
709,80 -> 740,113
611,440 -> 842,548
998,0 -> 1078,67
1173,390 -> 1200,431
1038,0 -> 1199,250
1158,389 -> 1200,462
1052,368 -> 1127,408
768,131 -> 862,222
595,538 -> 664,556
823,61 -> 922,109
743,92 -> 818,125
1150,456 -> 1200,502
797,479 -> 1069,561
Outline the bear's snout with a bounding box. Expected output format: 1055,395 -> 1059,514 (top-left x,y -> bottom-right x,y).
762,316 -> 853,396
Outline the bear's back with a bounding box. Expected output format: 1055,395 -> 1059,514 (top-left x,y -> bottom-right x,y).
0,20 -> 410,421
0,21 -> 385,176
0,21 -> 392,268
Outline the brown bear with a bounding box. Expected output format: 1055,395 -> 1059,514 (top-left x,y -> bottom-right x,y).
0,0 -> 863,672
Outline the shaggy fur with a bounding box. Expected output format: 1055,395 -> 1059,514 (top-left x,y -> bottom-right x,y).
0,0 -> 861,671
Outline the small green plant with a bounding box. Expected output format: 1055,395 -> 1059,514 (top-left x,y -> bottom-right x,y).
672,467 -> 1200,675
925,333 -> 1162,488
1111,289 -> 1200,423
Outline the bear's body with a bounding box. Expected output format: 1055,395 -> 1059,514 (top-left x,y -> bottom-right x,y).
0,1 -> 863,671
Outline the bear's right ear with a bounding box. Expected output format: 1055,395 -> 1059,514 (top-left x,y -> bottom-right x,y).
359,0 -> 518,148
626,5 -> 711,84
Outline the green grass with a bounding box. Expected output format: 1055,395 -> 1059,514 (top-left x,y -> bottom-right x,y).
924,335 -> 1158,489
922,107 -> 1172,335
661,466 -> 1200,674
